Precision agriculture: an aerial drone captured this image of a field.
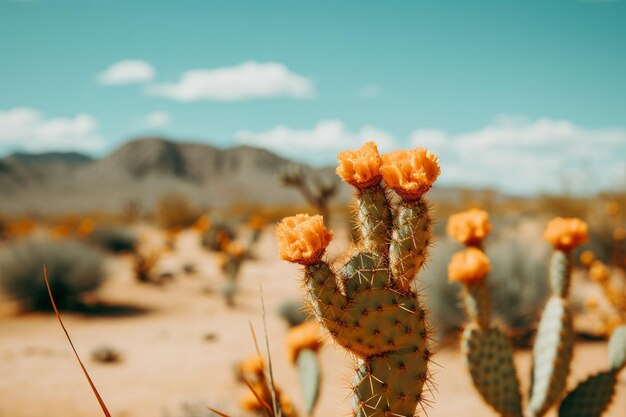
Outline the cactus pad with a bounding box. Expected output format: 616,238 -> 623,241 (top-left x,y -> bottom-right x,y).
389,200 -> 431,292
549,250 -> 571,298
352,351 -> 428,417
305,251 -> 429,416
356,185 -> 393,255
462,325 -> 523,417
529,296 -> 574,417
297,348 -> 321,416
558,371 -> 617,417
607,325 -> 626,371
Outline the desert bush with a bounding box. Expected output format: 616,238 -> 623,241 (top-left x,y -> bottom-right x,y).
422,227 -> 550,343
201,218 -> 237,251
156,193 -> 200,229
87,223 -> 137,253
0,239 -> 107,311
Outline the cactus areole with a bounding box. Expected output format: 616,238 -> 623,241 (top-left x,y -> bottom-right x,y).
276,141 -> 439,417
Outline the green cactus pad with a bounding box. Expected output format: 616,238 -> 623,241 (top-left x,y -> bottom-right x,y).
352,350 -> 428,417
297,348 -> 321,416
356,185 -> 393,255
549,250 -> 571,298
462,325 -> 523,417
529,296 -> 574,417
304,251 -> 429,416
463,281 -> 491,329
607,325 -> 626,372
558,371 -> 617,417
341,252 -> 428,357
389,199 -> 431,292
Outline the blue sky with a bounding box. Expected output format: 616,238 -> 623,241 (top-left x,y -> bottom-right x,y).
1,0 -> 625,194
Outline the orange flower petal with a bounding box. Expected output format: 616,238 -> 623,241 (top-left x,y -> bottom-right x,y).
275,214 -> 333,265
447,209 -> 492,246
380,148 -> 440,200
448,247 -> 491,285
543,217 -> 588,251
336,141 -> 383,188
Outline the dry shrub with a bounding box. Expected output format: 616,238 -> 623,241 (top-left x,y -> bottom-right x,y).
87,223 -> 137,253
0,239 -> 106,311
156,193 -> 201,229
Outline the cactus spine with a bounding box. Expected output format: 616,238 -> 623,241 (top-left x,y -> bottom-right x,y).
276,142 -> 440,417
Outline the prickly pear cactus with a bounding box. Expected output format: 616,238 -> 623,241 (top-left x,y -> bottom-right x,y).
276,142 -> 440,417
447,209 -> 523,417
528,295 -> 574,417
529,217 -> 588,417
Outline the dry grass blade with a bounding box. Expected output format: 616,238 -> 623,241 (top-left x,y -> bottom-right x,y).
242,374 -> 274,416
206,408 -> 232,417
259,287 -> 281,417
247,321 -> 275,417
43,265 -> 112,417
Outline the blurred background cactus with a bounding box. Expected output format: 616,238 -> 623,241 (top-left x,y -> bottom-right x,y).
447,210 -> 626,417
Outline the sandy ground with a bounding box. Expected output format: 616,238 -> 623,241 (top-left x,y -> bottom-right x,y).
0,227 -> 624,417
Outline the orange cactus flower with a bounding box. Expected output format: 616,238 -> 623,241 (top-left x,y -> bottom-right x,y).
192,215 -> 211,232
579,250 -> 595,267
605,201 -> 620,217
275,214 -> 333,265
285,321 -> 323,363
447,209 -> 492,246
226,241 -> 246,258
248,214 -> 266,231
448,247 -> 491,285
380,148 -> 440,200
239,354 -> 265,377
543,217 -> 588,251
240,389 -> 265,412
589,260 -> 610,283
336,141 -> 383,188
76,219 -> 95,238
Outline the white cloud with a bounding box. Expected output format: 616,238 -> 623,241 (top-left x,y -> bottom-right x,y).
410,115 -> 626,195
234,115 -> 626,194
360,84 -> 381,98
146,61 -> 314,102
145,111 -> 171,128
235,119 -> 396,165
97,60 -> 155,85
0,107 -> 104,153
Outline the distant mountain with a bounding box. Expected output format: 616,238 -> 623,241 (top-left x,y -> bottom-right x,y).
6,151 -> 93,165
0,138 -> 348,215
0,137 -> 481,215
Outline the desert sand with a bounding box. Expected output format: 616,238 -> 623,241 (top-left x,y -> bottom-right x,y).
0,227 -> 624,417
